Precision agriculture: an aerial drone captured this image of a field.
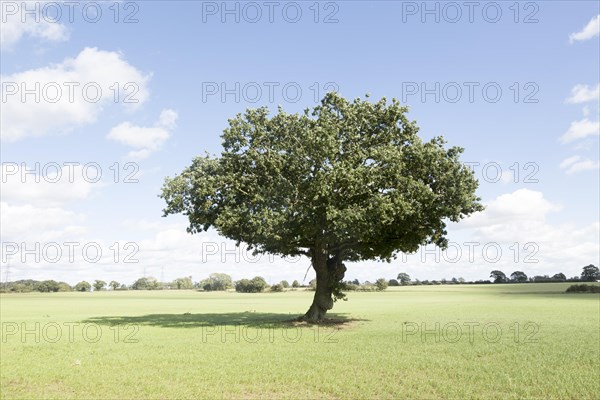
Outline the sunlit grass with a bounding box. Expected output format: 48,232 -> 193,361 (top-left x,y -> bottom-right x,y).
1,283 -> 598,399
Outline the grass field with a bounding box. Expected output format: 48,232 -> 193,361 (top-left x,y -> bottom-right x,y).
1,283 -> 599,399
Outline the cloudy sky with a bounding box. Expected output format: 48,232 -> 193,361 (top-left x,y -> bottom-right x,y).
1,1 -> 599,285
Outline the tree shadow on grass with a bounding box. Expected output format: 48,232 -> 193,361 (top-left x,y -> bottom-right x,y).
83,312 -> 368,329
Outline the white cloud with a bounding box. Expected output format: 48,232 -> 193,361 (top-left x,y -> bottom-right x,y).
563,159 -> 600,174
559,155 -> 599,174
158,109 -> 178,129
0,1 -> 70,49
566,84 -> 600,104
1,163 -> 99,206
440,190 -> 599,279
500,169 -> 515,184
126,148 -> 154,160
0,201 -> 86,242
107,124 -> 170,152
560,118 -> 600,143
559,155 -> 581,169
107,109 -> 178,160
1,47 -> 150,142
463,189 -> 561,229
462,190 -> 577,242
569,15 -> 600,43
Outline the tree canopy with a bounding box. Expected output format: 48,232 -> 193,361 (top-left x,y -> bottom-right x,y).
490,270 -> 507,283
397,272 -> 411,285
74,281 -> 91,292
510,271 -> 528,283
201,273 -> 233,291
581,265 -> 599,282
161,93 -> 483,320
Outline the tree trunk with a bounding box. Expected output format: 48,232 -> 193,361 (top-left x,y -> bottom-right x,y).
302,247 -> 346,322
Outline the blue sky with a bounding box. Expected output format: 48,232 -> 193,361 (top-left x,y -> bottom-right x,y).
1,1 -> 599,285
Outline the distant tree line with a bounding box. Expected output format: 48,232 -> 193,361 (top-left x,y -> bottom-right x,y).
0,279 -> 72,293
1,265 -> 597,293
488,265 -> 599,284
0,273 -> 303,294
388,265 -> 599,287
330,278 -> 389,292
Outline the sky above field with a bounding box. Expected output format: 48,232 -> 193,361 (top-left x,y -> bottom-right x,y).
1,1 -> 599,285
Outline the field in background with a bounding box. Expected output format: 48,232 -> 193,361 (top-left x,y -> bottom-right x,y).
1,283 -> 599,399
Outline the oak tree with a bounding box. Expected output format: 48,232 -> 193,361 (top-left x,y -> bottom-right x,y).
160,93 -> 483,321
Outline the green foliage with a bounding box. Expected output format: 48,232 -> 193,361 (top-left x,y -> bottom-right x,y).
0,280 -> 70,293
34,280 -> 61,292
93,280 -> 106,291
235,276 -> 268,293
552,273 -> 566,282
490,270 -> 507,283
580,265 -> 599,282
132,277 -> 160,290
74,281 -> 91,292
280,280 -> 290,288
397,273 -> 411,285
160,92 -> 483,262
341,281 -> 382,292
57,282 -> 72,292
375,278 -> 389,291
234,279 -> 251,292
270,283 -> 284,292
331,283 -> 347,302
356,283 -> 379,292
291,280 -> 300,288
160,93 -> 483,318
510,271 -> 528,283
172,276 -> 194,290
4,283 -> 31,293
109,281 -> 120,290
200,273 -> 233,291
388,279 -> 399,286
566,284 -> 600,293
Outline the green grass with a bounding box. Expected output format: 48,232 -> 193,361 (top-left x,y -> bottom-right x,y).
1,283 -> 599,399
